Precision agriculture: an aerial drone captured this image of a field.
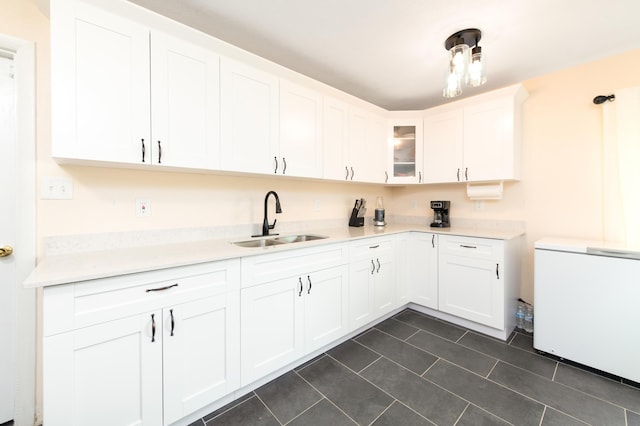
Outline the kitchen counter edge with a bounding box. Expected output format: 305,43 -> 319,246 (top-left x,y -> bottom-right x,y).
25,225 -> 525,288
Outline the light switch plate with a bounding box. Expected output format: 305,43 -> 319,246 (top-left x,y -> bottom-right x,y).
41,176 -> 73,200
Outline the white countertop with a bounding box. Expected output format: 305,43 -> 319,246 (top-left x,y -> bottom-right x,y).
25,224 -> 524,288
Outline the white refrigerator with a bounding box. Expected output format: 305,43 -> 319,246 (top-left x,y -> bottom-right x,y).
534,238 -> 640,383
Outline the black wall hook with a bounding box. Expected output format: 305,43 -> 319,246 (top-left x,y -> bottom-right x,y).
593,94 -> 615,104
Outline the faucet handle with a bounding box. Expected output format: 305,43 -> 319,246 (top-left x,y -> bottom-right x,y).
269,218 -> 277,230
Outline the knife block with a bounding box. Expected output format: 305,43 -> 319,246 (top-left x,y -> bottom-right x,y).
348,207 -> 364,227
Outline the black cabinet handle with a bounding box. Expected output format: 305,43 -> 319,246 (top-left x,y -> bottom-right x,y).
369,245 -> 380,249
350,167 -> 355,181
274,156 -> 278,173
345,166 -> 349,180
385,171 -> 388,183
371,260 -> 375,275
298,277 -> 303,296
151,313 -> 156,343
465,167 -> 468,181
170,309 -> 175,336
432,234 -> 435,248
307,275 -> 312,294
460,245 -> 476,249
376,258 -> 381,273
282,157 -> 287,174
157,140 -> 162,164
457,168 -> 460,181
419,171 -> 422,183
141,138 -> 146,163
496,263 -> 500,279
146,283 -> 178,293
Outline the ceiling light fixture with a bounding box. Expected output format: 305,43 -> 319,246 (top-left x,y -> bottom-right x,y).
443,28 -> 486,98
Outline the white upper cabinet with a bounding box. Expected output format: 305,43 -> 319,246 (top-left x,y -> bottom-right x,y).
51,0 -> 151,164
348,107 -> 386,183
423,84 -> 527,183
423,107 -> 464,183
220,57 -> 280,174
51,0 -> 221,169
150,31 -> 220,169
279,80 -> 323,178
387,119 -> 424,184
322,96 -> 350,180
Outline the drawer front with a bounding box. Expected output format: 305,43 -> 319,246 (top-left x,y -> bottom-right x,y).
241,243 -> 348,288
439,235 -> 503,260
44,259 -> 240,335
349,236 -> 395,261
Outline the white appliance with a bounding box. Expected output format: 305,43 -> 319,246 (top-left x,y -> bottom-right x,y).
534,238 -> 640,383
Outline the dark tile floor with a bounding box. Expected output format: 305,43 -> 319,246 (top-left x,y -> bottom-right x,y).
190,309 -> 640,426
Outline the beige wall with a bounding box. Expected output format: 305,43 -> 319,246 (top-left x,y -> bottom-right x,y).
6,0 -> 640,301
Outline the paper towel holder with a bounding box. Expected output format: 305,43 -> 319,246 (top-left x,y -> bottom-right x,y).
466,181 -> 503,200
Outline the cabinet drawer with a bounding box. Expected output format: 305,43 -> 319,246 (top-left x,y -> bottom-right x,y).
439,235 -> 503,260
44,259 -> 240,336
241,243 -> 347,288
349,236 -> 395,261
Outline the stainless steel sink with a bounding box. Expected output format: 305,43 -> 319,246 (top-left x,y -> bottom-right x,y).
274,234 -> 328,244
231,238 -> 285,248
231,234 -> 328,248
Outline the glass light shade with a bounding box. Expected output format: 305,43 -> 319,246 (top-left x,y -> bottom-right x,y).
443,66 -> 462,98
467,46 -> 487,87
449,42 -> 469,77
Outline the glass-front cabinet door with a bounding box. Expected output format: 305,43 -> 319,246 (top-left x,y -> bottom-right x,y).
387,119 -> 423,184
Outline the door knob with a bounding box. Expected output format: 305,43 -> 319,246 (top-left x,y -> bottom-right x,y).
0,246 -> 13,257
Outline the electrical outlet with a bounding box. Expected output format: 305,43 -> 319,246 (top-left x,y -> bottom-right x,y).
475,200 -> 485,210
136,198 -> 151,217
41,176 -> 73,200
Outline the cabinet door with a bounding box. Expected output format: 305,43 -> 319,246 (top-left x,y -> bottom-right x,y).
43,313 -> 162,426
348,107 -> 385,183
348,258 -> 376,330
323,96 -> 349,180
423,108 -> 463,183
163,293 -> 239,425
150,31 -> 220,169
388,120 -> 424,184
220,58 -> 279,174
463,97 -> 513,182
373,252 -> 396,316
304,266 -> 349,352
240,278 -> 304,386
438,254 -> 503,329
51,0 -> 150,163
279,80 -> 322,178
404,233 -> 438,309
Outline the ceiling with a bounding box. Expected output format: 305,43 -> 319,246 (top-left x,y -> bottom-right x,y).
128,0 -> 640,110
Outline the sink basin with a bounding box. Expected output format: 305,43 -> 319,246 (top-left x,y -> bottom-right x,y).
274,234 -> 328,244
231,234 -> 328,248
231,238 -> 285,248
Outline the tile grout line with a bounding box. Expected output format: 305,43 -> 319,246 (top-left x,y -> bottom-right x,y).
292,366 -> 363,425
252,392 -> 285,425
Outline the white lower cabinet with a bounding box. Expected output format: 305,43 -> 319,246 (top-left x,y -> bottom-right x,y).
240,244 -> 349,386
348,237 -> 397,330
398,232 -> 438,309
437,235 -> 518,332
42,260 -> 240,426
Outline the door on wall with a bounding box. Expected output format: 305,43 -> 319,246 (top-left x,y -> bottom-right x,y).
0,53 -> 16,423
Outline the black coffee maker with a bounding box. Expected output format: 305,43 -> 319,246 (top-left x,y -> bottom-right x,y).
430,201 -> 450,228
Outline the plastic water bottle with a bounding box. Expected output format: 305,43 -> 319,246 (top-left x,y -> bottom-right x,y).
524,305 -> 534,333
516,304 -> 525,329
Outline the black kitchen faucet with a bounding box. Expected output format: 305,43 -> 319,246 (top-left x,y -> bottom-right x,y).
259,190 -> 282,237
